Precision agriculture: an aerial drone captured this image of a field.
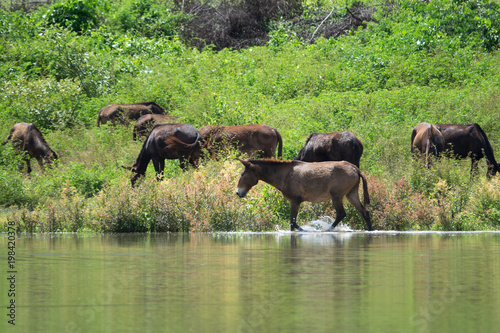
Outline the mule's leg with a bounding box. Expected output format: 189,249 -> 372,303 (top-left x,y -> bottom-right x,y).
329,194 -> 346,231
346,187 -> 373,231
25,158 -> 32,174
289,201 -> 301,231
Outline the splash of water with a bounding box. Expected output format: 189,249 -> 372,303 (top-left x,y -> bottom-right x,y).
276,216 -> 354,232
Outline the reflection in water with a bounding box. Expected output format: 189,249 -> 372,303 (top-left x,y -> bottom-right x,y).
1,232 -> 499,333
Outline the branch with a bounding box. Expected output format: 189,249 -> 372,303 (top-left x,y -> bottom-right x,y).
310,6 -> 336,43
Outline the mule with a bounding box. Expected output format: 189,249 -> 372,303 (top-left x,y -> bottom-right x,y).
410,122 -> 445,168
199,124 -> 283,159
125,123 -> 201,186
435,123 -> 500,177
133,114 -> 179,140
97,102 -> 166,127
236,159 -> 372,231
295,131 -> 363,167
2,122 -> 58,173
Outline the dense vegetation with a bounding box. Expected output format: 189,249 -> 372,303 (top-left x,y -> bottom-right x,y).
1,0 -> 500,232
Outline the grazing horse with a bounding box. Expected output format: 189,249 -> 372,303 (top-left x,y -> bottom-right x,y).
97,102 -> 166,127
410,122 -> 445,168
2,122 -> 58,173
236,159 -> 372,231
133,114 -> 179,140
435,123 -> 500,177
126,123 -> 201,186
295,131 -> 364,167
199,124 -> 283,159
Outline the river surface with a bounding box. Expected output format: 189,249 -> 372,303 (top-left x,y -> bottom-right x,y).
1,231 -> 500,333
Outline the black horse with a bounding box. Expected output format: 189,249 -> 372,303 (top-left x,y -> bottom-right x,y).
125,123 -> 201,186
435,123 -> 500,177
295,131 -> 364,168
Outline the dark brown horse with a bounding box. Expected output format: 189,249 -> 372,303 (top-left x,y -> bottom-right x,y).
2,123 -> 58,173
199,124 -> 283,159
435,123 -> 500,177
236,159 -> 372,231
97,102 -> 166,127
125,124 -> 201,186
410,122 -> 445,168
294,131 -> 364,167
133,114 -> 179,140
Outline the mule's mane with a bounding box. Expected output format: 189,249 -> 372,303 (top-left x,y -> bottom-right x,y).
247,158 -> 294,165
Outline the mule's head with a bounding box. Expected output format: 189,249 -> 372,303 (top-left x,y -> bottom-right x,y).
236,159 -> 260,198
487,162 -> 500,178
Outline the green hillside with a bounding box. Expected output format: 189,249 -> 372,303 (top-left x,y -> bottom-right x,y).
1,0 -> 500,232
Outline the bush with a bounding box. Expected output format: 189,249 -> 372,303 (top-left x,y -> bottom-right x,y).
45,0 -> 106,33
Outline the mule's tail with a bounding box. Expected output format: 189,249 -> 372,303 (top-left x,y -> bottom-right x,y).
96,115 -> 101,127
166,135 -> 201,154
359,171 -> 371,206
275,129 -> 283,158
474,123 -> 500,172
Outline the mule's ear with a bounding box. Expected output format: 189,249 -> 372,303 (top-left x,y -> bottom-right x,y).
121,165 -> 133,171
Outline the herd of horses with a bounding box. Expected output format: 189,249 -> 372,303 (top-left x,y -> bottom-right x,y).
3,102 -> 499,231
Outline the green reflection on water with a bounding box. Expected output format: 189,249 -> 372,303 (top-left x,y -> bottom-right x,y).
1,232 -> 499,333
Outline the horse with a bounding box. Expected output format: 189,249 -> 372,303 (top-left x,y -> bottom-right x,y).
133,114 -> 179,140
2,122 -> 58,173
236,159 -> 372,231
410,122 -> 445,168
125,123 -> 201,186
97,102 -> 166,127
199,124 -> 283,159
435,123 -> 500,177
294,131 -> 364,167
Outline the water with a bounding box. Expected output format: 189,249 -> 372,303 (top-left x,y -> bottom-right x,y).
1,231 -> 500,333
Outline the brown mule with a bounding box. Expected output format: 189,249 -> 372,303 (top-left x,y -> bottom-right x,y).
2,122 -> 58,173
199,124 -> 283,159
236,158 -> 372,231
97,102 -> 166,127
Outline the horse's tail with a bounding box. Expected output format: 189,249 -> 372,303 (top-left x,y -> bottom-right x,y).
359,170 -> 370,206
275,129 -> 283,158
294,133 -> 315,160
96,114 -> 102,127
474,123 -> 500,172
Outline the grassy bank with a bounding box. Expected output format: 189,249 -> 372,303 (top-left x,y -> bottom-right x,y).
1,0 -> 500,231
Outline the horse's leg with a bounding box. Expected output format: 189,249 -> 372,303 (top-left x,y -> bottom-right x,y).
158,159 -> 165,181
470,157 -> 479,178
289,201 -> 301,231
36,157 -> 45,173
346,187 -> 373,231
329,194 -> 346,231
152,158 -> 163,181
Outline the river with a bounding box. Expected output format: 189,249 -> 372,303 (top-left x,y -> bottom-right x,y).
1,231 -> 499,332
